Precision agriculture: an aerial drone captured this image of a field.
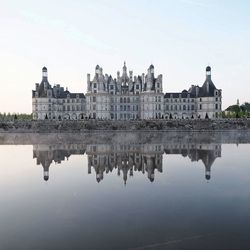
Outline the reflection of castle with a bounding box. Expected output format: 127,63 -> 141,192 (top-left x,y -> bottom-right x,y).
33,144 -> 85,181
165,143 -> 221,180
33,142 -> 221,183
87,144 -> 163,184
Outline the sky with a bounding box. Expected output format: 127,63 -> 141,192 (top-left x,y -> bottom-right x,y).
0,0 -> 250,113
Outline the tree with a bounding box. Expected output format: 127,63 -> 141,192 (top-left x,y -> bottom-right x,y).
205,113 -> 209,119
169,113 -> 173,119
45,114 -> 48,120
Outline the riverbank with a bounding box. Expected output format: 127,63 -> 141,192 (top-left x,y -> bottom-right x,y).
1,130 -> 250,145
0,119 -> 250,133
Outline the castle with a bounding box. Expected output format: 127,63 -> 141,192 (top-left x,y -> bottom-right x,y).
32,63 -> 222,120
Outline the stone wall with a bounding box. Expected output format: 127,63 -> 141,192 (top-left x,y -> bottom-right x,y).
0,119 -> 250,133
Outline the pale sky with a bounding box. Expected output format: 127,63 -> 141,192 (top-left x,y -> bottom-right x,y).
1,0 -> 250,113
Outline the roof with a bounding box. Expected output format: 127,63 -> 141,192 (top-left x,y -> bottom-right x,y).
199,78 -> 218,97
164,90 -> 195,98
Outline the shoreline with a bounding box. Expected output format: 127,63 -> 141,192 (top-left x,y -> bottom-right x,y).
1,130 -> 250,145
0,119 -> 250,133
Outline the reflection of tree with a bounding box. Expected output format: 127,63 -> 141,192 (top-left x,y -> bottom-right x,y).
33,142 -> 221,183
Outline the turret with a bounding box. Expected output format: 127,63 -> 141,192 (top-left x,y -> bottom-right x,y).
95,65 -> 100,75
43,163 -> 50,181
129,70 -> 133,80
42,66 -> 48,80
123,61 -> 127,74
206,66 -> 211,80
149,64 -> 154,74
87,74 -> 91,92
206,66 -> 211,93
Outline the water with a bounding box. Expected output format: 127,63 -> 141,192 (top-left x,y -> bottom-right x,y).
0,132 -> 250,250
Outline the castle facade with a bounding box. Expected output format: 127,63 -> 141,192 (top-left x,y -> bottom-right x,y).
32,63 -> 222,120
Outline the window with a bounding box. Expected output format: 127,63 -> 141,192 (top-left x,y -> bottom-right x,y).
120,97 -> 123,103
200,104 -> 202,110
110,85 -> 114,90
94,83 -> 97,88
93,96 -> 96,102
183,105 -> 186,110
215,104 -> 218,110
136,85 -> 139,89
157,82 -> 160,88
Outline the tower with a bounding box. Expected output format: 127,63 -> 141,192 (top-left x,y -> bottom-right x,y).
42,66 -> 48,80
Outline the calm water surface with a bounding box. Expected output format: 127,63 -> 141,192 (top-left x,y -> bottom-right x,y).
0,132 -> 250,250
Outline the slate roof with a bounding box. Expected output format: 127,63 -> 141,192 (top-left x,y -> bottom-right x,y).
164,90 -> 195,98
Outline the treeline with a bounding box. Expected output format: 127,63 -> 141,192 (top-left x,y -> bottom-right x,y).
223,102 -> 250,118
0,113 -> 32,121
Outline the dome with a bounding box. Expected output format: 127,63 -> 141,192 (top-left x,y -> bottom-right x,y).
42,66 -> 47,71
149,64 -> 154,69
206,66 -> 211,72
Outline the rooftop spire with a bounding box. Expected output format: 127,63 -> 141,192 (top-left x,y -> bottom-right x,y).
123,61 -> 127,72
42,66 -> 48,80
206,66 -> 211,79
